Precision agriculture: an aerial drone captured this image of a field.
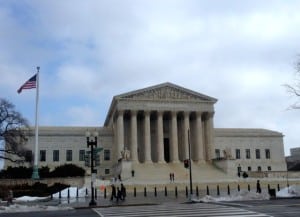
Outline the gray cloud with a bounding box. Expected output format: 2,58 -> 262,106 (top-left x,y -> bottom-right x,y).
1,0 -> 300,155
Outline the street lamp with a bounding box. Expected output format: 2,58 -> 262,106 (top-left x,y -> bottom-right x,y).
86,130 -> 98,206
187,129 -> 193,201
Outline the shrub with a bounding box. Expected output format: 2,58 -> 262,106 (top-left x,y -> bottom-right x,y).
50,164 -> 85,177
0,164 -> 85,179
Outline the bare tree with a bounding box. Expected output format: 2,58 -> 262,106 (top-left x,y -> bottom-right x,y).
0,98 -> 31,163
284,59 -> 300,109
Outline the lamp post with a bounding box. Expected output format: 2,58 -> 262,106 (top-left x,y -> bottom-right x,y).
187,129 -> 193,201
86,130 -> 98,206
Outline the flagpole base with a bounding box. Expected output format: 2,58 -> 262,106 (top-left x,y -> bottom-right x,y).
31,165 -> 40,180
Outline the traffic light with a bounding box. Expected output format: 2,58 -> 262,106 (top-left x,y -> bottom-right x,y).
184,159 -> 189,168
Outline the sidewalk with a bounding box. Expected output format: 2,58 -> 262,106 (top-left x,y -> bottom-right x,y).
53,191 -> 189,209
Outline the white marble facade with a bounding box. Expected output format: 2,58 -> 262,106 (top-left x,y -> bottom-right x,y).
4,82 -> 287,178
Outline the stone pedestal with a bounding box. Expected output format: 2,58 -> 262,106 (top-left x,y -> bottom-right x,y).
119,161 -> 133,181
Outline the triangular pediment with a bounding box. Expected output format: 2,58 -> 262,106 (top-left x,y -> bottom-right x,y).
116,82 -> 217,102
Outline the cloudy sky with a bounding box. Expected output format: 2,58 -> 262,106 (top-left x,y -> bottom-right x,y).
1,0 -> 300,156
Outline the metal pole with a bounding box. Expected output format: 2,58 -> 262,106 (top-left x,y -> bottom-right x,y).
32,66 -> 40,179
87,135 -> 97,206
188,129 -> 193,198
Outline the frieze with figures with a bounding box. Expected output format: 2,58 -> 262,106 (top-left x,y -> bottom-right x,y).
122,86 -> 207,100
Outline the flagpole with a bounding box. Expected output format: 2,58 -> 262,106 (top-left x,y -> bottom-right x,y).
32,66 -> 40,179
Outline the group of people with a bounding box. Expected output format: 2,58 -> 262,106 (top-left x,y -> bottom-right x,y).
110,183 -> 126,202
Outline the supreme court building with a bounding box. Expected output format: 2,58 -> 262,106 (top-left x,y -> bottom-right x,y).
4,82 -> 287,182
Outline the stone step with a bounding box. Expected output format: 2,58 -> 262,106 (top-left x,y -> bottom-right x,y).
122,162 -> 232,184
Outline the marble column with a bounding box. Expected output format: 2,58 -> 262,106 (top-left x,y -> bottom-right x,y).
116,110 -> 124,159
130,110 -> 138,162
144,111 -> 152,163
170,111 -> 179,162
183,111 -> 190,160
157,111 -> 165,163
205,112 -> 215,161
195,111 -> 204,162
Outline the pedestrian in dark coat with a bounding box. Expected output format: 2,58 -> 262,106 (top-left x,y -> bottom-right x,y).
116,187 -> 122,202
110,184 -> 117,201
256,180 -> 261,193
120,183 -> 126,200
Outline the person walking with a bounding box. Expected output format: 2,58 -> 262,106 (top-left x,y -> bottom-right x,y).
110,184 -> 117,201
256,180 -> 261,193
116,187 -> 122,202
120,183 -> 126,200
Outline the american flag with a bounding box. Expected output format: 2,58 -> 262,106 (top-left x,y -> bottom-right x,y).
17,74 -> 37,94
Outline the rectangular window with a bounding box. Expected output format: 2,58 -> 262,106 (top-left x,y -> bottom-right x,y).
268,166 -> 271,171
265,149 -> 271,159
215,149 -> 220,159
105,169 -> 110,174
79,150 -> 85,161
53,150 -> 59,162
256,149 -> 260,159
246,149 -> 251,159
40,150 -> 46,162
258,166 -> 262,172
104,150 -> 110,161
235,149 -> 240,159
66,150 -> 72,161
248,166 -> 251,171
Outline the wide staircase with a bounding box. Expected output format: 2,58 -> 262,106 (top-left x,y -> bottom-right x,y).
121,161 -> 234,185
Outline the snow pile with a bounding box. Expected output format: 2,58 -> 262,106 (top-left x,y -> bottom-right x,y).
52,187 -> 87,198
199,190 -> 270,202
0,204 -> 72,213
277,185 -> 300,198
15,196 -> 49,202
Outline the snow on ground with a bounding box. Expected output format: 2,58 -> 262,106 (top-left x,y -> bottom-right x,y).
276,185 -> 300,198
15,196 -> 49,202
0,185 -> 299,213
52,187 -> 88,198
199,190 -> 270,202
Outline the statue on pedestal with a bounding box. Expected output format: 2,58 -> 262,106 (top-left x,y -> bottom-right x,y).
121,147 -> 131,161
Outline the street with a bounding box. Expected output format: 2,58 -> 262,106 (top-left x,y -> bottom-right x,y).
2,199 -> 300,217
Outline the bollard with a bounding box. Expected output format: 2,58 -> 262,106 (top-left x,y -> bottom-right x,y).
76,187 -> 79,198
59,190 -> 61,199
165,186 -> 168,196
217,185 -> 220,196
144,187 -> 147,197
196,186 -> 199,197
95,188 -> 97,199
68,188 -> 70,199
86,188 -> 88,196
185,186 -> 188,198
277,184 -> 280,192
175,186 -> 178,198
104,187 -> 107,198
238,184 -> 240,192
227,185 -> 230,195
154,187 -> 157,197
134,187 -> 136,197
206,185 -> 209,195
248,184 -> 250,191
